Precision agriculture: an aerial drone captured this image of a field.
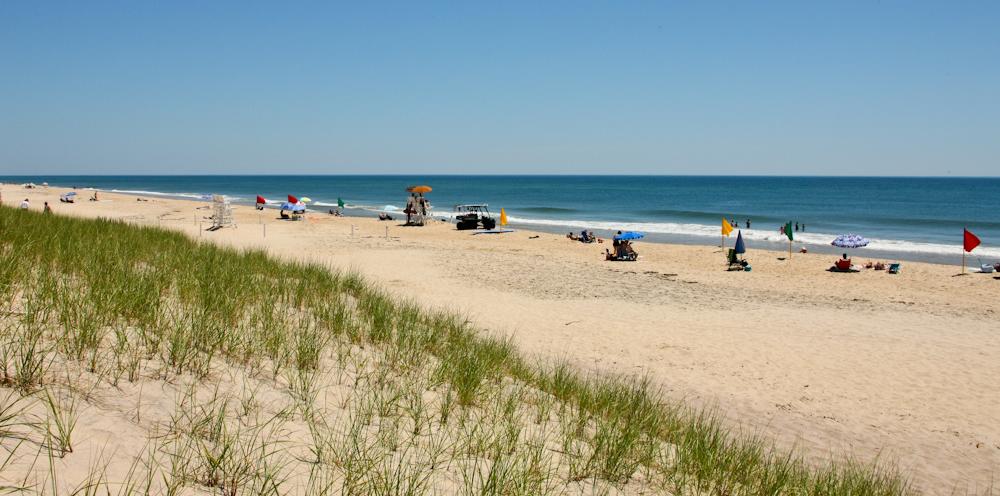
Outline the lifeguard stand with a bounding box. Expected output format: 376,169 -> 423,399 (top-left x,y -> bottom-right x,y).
211,195 -> 235,229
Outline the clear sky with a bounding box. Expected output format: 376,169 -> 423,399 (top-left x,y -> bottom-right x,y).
1,1 -> 998,175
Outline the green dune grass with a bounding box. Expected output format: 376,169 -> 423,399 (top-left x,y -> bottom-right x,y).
0,205 -> 916,495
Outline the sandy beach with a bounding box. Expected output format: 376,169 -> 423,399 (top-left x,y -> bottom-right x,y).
3,184 -> 998,494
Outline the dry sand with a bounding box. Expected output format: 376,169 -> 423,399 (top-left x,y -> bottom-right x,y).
4,184 -> 999,494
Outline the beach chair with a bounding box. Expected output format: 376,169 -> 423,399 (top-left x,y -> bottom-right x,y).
830,258 -> 856,272
888,263 -> 900,274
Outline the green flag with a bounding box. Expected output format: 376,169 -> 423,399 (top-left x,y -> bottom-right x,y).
337,197 -> 345,208
784,222 -> 794,241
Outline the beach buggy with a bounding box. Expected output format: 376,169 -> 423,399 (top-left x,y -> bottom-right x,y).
453,204 -> 496,230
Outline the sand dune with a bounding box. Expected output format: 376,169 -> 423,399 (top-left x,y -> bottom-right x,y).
3,184 -> 998,494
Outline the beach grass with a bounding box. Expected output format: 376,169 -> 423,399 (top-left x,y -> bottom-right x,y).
0,205 -> 926,494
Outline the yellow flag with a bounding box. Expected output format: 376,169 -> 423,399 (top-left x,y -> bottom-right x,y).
722,218 -> 733,236
500,208 -> 508,226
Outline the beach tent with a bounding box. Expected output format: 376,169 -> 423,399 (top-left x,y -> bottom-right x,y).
59,192 -> 77,203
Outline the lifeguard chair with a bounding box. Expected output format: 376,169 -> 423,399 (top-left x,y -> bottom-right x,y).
211,195 -> 235,229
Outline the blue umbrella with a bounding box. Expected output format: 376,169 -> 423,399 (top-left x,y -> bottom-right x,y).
831,234 -> 870,249
734,230 -> 746,254
613,231 -> 645,241
279,201 -> 306,212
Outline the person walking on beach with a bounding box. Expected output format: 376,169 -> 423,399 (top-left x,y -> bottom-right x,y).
43,202 -> 52,214
19,198 -> 29,210
746,219 -> 751,229
802,223 -> 806,232
795,222 -> 799,232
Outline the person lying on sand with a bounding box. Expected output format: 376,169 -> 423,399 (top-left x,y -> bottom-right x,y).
566,232 -> 578,241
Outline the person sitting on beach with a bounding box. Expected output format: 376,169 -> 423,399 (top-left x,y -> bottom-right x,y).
280,210 -> 290,220
580,230 -> 591,243
567,232 -> 578,241
90,192 -> 98,201
624,240 -> 637,257
378,212 -> 393,221
864,260 -> 874,269
19,198 -> 30,210
874,261 -> 886,270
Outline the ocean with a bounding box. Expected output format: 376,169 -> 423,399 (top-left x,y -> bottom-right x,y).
3,175 -> 998,264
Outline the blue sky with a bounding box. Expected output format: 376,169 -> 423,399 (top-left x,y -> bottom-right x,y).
1,1 -> 997,175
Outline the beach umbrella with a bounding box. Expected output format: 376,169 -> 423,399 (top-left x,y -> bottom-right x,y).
279,201 -> 306,212
613,231 -> 645,241
831,234 -> 870,249
62,191 -> 77,197
407,185 -> 432,194
734,230 -> 746,254
287,194 -> 299,204
256,195 -> 267,204
300,197 -> 312,203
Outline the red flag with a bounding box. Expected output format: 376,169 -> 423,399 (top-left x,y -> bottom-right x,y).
964,228 -> 981,252
287,194 -> 298,204
256,195 -> 266,204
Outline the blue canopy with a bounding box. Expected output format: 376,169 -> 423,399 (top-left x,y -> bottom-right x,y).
831,234 -> 869,249
279,202 -> 306,212
613,231 -> 644,241
734,230 -> 746,254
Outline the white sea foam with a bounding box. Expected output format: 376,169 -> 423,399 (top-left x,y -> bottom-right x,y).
99,189 -> 1000,259
504,215 -> 1000,258
108,189 -> 242,202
